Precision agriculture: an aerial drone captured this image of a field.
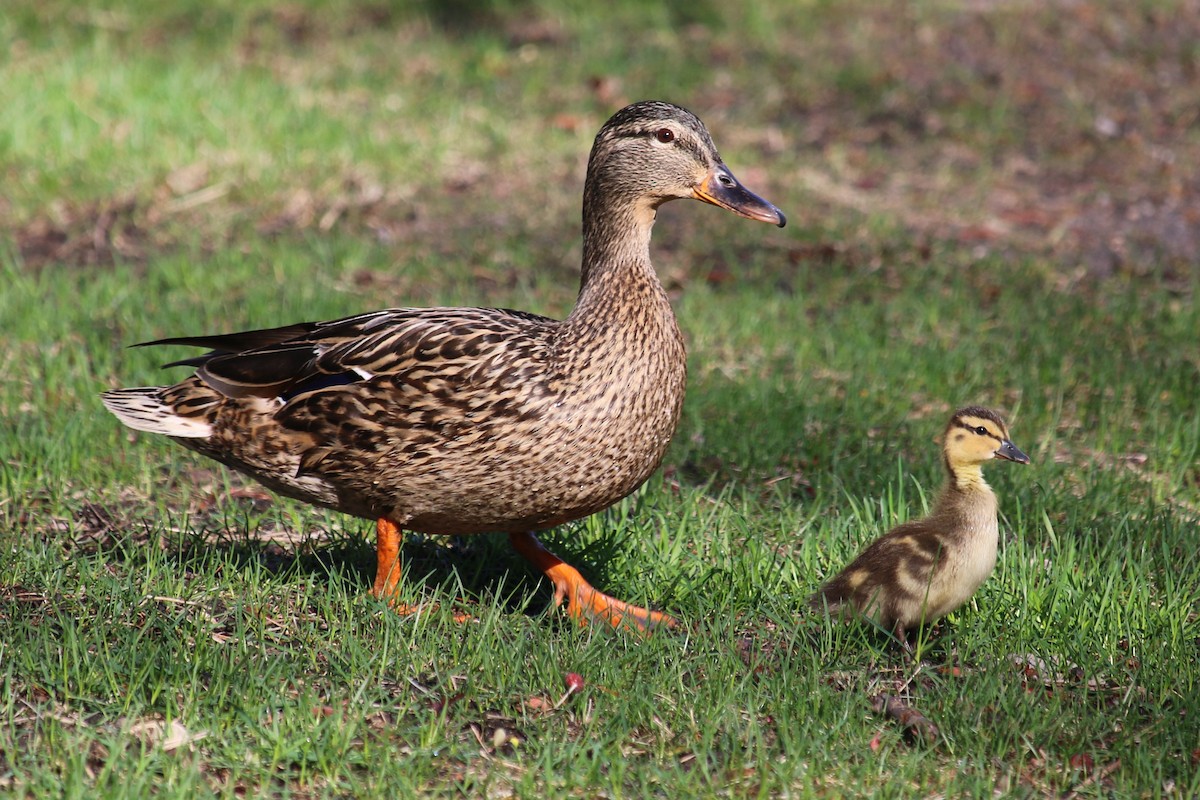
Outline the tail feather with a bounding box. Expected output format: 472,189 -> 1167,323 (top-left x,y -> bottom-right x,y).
100,388 -> 212,438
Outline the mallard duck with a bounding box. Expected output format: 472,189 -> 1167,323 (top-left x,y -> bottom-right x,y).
102,100 -> 786,632
811,407 -> 1029,643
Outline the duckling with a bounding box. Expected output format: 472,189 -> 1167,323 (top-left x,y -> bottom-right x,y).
101,101 -> 786,632
811,407 -> 1029,643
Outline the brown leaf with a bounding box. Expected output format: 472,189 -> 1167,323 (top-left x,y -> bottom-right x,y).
1069,753 -> 1095,771
164,162 -> 210,197
870,694 -> 940,745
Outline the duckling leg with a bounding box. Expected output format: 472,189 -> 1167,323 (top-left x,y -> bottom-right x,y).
371,518 -> 472,622
508,531 -> 677,633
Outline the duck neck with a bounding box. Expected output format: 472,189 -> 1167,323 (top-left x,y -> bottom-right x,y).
572,190 -> 662,317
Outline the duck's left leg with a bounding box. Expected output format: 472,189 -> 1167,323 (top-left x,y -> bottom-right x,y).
371,518 -> 405,602
372,518 -> 470,621
508,531 -> 677,633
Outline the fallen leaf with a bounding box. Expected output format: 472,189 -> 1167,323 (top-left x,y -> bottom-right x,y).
128,718 -> 208,752
870,694 -> 940,745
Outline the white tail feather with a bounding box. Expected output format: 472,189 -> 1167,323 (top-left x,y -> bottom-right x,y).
100,388 -> 212,438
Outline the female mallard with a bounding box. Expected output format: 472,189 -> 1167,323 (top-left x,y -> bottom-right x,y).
102,101 -> 786,632
811,407 -> 1030,644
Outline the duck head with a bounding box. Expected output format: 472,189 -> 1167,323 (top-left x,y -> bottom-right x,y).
584,101 -> 786,229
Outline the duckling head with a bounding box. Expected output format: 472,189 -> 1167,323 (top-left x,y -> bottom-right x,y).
942,406 -> 1030,471
583,101 -> 786,229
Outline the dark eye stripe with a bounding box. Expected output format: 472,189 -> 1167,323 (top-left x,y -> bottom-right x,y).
953,419 -> 1003,443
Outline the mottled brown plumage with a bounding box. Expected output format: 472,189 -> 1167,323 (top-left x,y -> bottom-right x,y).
102,101 -> 785,631
811,407 -> 1030,642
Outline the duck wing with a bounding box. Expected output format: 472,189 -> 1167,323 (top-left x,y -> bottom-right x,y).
144,307 -> 556,402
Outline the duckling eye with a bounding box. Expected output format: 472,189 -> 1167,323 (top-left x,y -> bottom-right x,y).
655,128 -> 675,144
974,426 -> 988,436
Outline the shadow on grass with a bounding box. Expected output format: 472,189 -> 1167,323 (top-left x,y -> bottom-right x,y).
48,495 -> 671,624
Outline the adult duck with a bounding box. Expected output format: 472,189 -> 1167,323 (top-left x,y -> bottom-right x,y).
102,100 -> 786,631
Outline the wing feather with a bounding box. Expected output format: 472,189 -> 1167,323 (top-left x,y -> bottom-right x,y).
135,306 -> 557,402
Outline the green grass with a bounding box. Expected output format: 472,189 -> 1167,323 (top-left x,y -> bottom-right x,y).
3,1 -> 1199,797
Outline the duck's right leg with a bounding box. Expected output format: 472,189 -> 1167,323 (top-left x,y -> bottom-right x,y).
508,531 -> 678,634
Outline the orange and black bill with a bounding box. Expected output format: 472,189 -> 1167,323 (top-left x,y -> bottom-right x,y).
693,165 -> 786,227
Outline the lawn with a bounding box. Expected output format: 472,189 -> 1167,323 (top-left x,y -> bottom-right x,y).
2,1 -> 1198,797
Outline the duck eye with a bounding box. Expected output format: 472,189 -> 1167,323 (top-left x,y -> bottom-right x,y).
655,128 -> 675,144
974,426 -> 988,436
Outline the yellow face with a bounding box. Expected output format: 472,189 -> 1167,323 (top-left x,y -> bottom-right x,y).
943,409 -> 1030,467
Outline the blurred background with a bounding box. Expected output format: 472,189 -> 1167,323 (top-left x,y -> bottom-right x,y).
6,0 -> 1198,286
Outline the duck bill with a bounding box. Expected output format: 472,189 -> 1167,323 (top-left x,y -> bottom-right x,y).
693,166 -> 786,227
995,440 -> 1030,464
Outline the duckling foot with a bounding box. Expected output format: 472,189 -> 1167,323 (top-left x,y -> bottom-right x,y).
893,624 -> 914,656
508,531 -> 677,633
370,518 -> 472,623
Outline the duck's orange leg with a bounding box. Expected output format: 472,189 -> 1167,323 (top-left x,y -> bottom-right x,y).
371,518 -> 471,621
371,517 -> 426,614
508,531 -> 677,633
371,518 -> 404,601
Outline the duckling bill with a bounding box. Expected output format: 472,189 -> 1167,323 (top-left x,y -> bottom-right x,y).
811,407 -> 1030,643
101,101 -> 785,633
